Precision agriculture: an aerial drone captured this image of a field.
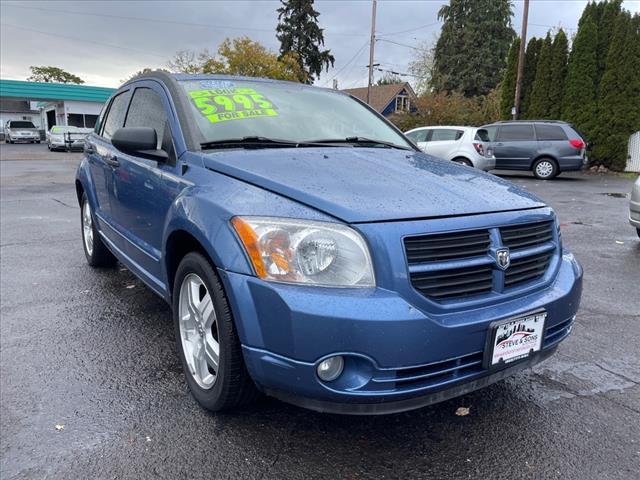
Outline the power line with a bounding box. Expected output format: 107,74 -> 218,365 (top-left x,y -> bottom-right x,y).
378,21 -> 439,37
376,38 -> 421,51
3,4 -> 369,37
1,23 -> 167,59
322,40 -> 369,86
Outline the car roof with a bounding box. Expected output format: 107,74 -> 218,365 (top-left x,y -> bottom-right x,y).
486,120 -> 570,126
407,125 -> 476,131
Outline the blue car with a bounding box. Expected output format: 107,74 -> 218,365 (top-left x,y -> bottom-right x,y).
75,72 -> 583,414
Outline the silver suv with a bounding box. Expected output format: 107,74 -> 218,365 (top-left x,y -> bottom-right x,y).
404,126 -> 495,171
481,120 -> 587,180
5,120 -> 40,144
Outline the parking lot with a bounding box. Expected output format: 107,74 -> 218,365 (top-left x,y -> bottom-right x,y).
1,142 -> 638,480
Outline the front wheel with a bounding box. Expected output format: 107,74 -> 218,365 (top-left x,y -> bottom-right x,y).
533,158 -> 558,180
173,252 -> 259,412
81,193 -> 117,267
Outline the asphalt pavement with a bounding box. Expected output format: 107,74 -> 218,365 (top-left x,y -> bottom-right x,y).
1,143 -> 639,480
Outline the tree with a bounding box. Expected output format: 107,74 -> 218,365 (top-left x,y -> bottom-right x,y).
376,72 -> 403,86
520,37 -> 542,118
527,33 -> 553,118
408,40 -> 435,94
500,37 -> 521,119
276,0 -> 334,83
431,0 -> 515,97
167,50 -> 209,74
562,17 -> 598,140
202,37 -> 306,82
593,12 -> 640,170
546,29 -> 569,118
27,66 -> 84,84
594,0 -> 623,91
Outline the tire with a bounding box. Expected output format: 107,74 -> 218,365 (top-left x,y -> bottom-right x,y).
637,228 -> 640,239
532,158 -> 558,180
173,252 -> 259,412
36,140 -> 41,144
80,193 -> 117,267
453,157 -> 473,167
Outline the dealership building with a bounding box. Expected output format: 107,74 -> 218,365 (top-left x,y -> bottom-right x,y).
0,80 -> 115,138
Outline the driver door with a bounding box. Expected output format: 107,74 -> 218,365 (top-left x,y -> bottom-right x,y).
109,82 -> 183,286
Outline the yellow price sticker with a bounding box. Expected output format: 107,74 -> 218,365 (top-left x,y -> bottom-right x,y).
188,88 -> 278,123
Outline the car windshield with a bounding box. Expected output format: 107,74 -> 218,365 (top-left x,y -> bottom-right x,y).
10,121 -> 36,128
178,79 -> 413,150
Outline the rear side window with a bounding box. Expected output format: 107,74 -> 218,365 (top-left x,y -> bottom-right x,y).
475,128 -> 491,142
535,124 -> 567,141
431,129 -> 464,141
124,88 -> 168,150
497,124 -> 535,141
406,129 -> 428,143
102,92 -> 129,140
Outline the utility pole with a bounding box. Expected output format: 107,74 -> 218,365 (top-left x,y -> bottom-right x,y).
513,0 -> 529,119
366,0 -> 377,105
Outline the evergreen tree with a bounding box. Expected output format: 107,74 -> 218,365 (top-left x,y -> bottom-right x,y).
431,0 -> 515,96
562,17 -> 598,140
594,12 -> 640,170
547,29 -> 569,118
520,37 -> 542,118
594,0 -> 623,90
276,0 -> 334,83
527,33 -> 553,118
500,38 -> 521,119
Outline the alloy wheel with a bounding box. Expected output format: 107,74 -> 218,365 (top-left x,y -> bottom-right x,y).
178,273 -> 220,389
82,201 -> 94,256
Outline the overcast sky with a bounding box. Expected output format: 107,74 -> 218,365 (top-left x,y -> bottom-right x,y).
1,0 -> 639,89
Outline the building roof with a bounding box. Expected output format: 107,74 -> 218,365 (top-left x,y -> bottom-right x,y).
0,80 -> 115,103
341,83 -> 416,113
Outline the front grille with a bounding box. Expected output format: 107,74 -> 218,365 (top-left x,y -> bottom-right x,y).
404,229 -> 490,264
410,264 -> 493,299
370,351 -> 484,390
500,221 -> 553,249
544,316 -> 575,347
504,252 -> 553,287
405,219 -> 557,302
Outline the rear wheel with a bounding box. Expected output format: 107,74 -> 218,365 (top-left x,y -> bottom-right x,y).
533,158 -> 558,180
173,252 -> 259,412
81,193 -> 117,267
452,157 -> 473,167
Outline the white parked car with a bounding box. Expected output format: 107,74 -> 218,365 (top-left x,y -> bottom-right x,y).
46,126 -> 92,151
4,120 -> 40,143
404,126 -> 495,171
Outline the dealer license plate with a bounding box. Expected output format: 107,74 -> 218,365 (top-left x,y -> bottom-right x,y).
489,311 -> 546,366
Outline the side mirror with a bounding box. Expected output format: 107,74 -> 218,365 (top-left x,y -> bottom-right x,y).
111,127 -> 168,161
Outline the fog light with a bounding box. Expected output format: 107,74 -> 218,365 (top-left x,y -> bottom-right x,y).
316,355 -> 344,382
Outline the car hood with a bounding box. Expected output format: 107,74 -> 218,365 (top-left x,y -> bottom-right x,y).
201,147 -> 546,223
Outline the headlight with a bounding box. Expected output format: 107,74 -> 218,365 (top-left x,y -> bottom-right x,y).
231,216 -> 375,287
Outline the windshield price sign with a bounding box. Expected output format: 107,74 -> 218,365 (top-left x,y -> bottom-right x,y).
189,88 -> 278,123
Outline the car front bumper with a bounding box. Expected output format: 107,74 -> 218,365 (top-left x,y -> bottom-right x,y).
220,251 -> 583,414
9,135 -> 39,142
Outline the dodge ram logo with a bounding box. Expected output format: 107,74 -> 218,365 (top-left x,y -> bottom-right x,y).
496,248 -> 511,270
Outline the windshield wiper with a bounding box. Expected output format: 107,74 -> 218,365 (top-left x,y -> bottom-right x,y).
200,136 -> 316,150
304,136 -> 413,151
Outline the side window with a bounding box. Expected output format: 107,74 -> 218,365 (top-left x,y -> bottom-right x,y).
431,129 -> 463,141
497,124 -> 535,142
406,129 -> 428,143
475,128 -> 491,142
124,87 -> 169,150
102,92 -> 129,140
534,124 -> 568,141
482,126 -> 498,141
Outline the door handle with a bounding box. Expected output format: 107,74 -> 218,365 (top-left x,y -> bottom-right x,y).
105,155 -> 120,168
496,142 -> 504,146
